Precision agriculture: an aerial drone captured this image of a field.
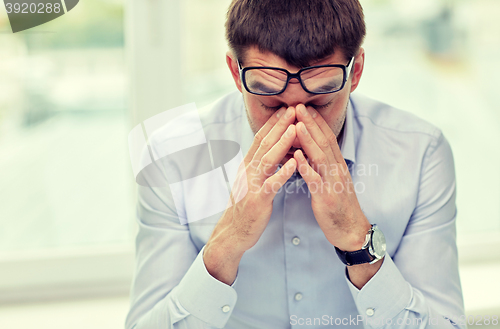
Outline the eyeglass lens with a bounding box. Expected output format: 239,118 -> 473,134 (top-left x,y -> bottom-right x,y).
244,66 -> 345,95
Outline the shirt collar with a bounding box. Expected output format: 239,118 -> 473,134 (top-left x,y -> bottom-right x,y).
240,97 -> 254,158
240,96 -> 356,165
339,99 -> 356,165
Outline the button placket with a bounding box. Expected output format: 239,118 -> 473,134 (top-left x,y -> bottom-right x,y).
282,172 -> 312,317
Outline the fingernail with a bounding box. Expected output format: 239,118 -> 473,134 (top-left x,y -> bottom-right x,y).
286,125 -> 294,137
276,109 -> 283,119
301,123 -> 308,135
285,107 -> 293,119
309,108 -> 317,118
300,105 -> 308,116
297,150 -> 305,160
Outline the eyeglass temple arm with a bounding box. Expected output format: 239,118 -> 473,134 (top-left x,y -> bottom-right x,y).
345,57 -> 355,80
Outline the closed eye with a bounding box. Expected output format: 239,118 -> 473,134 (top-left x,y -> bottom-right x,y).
260,100 -> 332,112
261,103 -> 284,112
307,100 -> 332,111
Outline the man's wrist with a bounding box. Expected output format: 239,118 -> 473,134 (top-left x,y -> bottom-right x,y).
346,256 -> 384,289
333,220 -> 372,252
203,232 -> 245,286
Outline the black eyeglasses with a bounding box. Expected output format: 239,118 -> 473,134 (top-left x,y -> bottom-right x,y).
237,57 -> 354,96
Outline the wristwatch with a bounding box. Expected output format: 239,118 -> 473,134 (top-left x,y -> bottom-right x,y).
335,224 -> 386,266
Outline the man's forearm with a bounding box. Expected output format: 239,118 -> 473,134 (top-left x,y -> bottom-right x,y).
203,229 -> 245,286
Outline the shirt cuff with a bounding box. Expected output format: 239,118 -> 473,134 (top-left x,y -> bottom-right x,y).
171,245 -> 238,328
345,254 -> 412,323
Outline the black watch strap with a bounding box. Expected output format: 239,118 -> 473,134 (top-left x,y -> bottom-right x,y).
335,246 -> 374,266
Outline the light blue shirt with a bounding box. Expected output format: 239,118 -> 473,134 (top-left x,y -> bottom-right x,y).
125,91 -> 465,329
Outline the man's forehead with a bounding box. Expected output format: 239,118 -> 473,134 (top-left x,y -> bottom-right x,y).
241,45 -> 347,69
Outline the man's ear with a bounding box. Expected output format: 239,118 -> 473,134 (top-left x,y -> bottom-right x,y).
226,51 -> 243,93
349,47 -> 365,93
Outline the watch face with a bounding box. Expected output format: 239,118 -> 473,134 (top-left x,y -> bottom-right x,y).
370,227 -> 386,259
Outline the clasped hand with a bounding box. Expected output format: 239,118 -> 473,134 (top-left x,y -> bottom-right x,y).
204,104 -> 370,285
291,104 -> 371,251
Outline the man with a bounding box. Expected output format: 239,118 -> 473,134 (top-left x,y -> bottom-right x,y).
126,0 -> 465,328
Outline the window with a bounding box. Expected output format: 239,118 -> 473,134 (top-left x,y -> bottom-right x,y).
356,0 -> 500,257
0,0 -> 134,300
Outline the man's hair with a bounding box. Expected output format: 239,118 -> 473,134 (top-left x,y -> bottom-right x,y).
225,0 -> 366,68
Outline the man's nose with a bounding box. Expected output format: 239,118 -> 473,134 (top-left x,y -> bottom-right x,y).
290,116 -> 302,149
278,80 -> 309,150
279,79 -> 309,108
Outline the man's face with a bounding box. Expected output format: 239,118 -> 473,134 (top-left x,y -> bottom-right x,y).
228,46 -> 364,166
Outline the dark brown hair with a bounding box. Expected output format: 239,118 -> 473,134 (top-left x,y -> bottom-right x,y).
226,0 -> 366,67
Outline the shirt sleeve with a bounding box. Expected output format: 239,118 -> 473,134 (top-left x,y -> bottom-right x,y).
125,155 -> 238,329
345,131 -> 466,329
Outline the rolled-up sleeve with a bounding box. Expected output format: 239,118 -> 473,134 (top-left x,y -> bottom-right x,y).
345,131 -> 465,329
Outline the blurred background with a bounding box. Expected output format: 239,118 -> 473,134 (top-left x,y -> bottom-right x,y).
0,0 -> 499,328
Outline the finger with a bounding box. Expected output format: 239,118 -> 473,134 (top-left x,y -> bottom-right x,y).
252,106 -> 296,162
306,106 -> 348,170
294,149 -> 322,195
258,124 -> 296,177
295,121 -> 329,178
244,107 -> 287,164
260,157 -> 297,200
296,104 -> 337,165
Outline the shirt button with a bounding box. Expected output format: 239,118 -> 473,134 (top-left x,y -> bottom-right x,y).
366,308 -> 375,316
294,293 -> 303,301
221,305 -> 231,313
292,237 -> 301,246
